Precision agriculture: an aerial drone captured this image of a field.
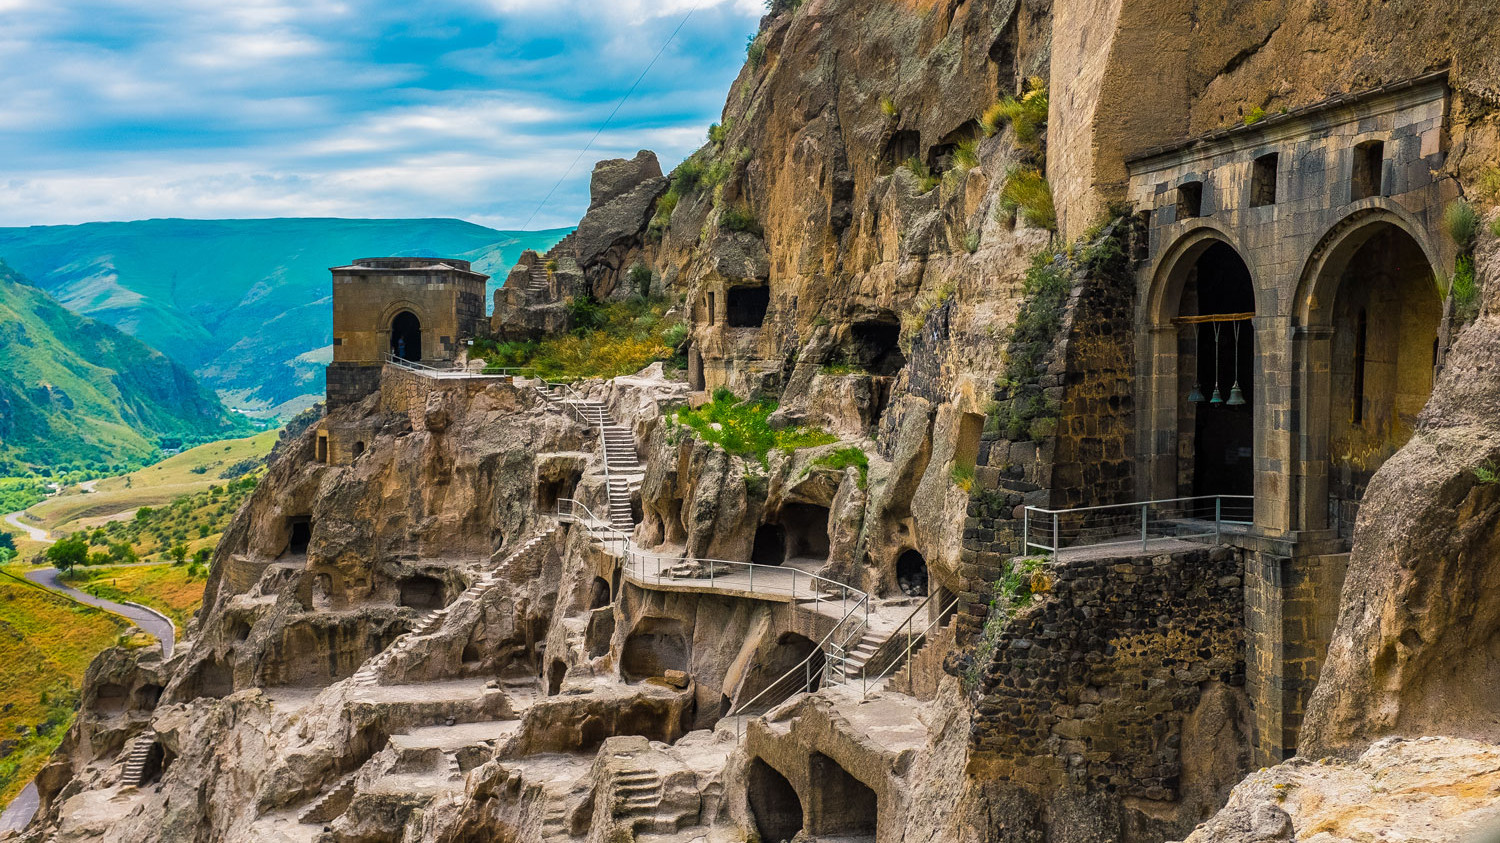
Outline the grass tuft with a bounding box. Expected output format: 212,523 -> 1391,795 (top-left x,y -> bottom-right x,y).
1445,199 -> 1480,248
1451,254 -> 1479,323
807,446 -> 869,489
671,389 -> 836,466
998,167 -> 1057,231
902,157 -> 940,193
979,78 -> 1048,157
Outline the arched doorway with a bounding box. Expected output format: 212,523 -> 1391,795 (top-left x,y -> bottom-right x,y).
748,759 -> 803,843
1177,242 -> 1256,499
390,310 -> 421,361
1300,218 -> 1441,540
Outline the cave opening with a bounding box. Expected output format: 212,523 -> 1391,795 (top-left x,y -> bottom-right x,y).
726,285 -> 770,328
734,632 -> 823,715
398,574 -> 445,610
588,576 -> 612,610
390,310 -> 421,361
285,517 -> 313,556
537,468 -> 583,515
621,617 -> 689,681
748,759 -> 804,843
750,523 -> 787,567
807,752 -> 878,838
896,549 -> 928,597
883,130 -> 921,171
548,659 -> 567,696
780,504 -> 831,563
848,319 -> 906,376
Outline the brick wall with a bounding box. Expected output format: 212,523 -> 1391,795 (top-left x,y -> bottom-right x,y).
969,546 -> 1246,802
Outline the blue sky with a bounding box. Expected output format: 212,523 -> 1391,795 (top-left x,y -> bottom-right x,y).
0,0 -> 763,230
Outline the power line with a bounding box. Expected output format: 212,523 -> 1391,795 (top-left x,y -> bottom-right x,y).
519,5 -> 702,231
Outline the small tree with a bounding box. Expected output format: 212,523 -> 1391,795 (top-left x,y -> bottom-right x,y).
0,531 -> 14,553
169,543 -> 189,564
46,536 -> 89,573
193,548 -> 212,564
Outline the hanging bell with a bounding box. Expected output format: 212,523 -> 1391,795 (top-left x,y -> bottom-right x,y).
1227,383 -> 1246,406
1209,387 -> 1224,405
1188,382 -> 1206,403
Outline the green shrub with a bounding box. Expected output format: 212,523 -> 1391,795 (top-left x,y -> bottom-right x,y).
1451,254 -> 1479,323
998,167 -> 1056,231
671,391 -> 836,466
903,157 -> 940,193
628,263 -> 654,299
963,231 -> 981,254
1445,199 -> 1480,248
979,79 -> 1048,157
1243,105 -> 1266,126
661,322 -> 689,351
650,189 -> 681,232
747,35 -> 766,69
950,463 -> 975,492
721,202 -> 764,236
806,446 -> 869,488
707,121 -> 729,145
482,297 -> 680,381
953,138 -> 980,171
1474,460 -> 1500,485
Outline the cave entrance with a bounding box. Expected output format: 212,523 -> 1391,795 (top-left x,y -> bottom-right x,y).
848,318 -> 906,376
688,344 -> 706,391
189,658 -> 233,700
1315,220 -> 1441,541
726,285 -> 770,328
398,574 -> 444,610
537,469 -> 583,514
750,523 -> 787,567
748,759 -> 804,843
588,576 -> 612,610
883,130 -> 921,171
896,549 -> 928,597
285,517 -> 313,556
621,617 -> 689,681
1175,242 -> 1256,500
390,310 -> 422,361
780,504 -> 830,563
735,632 -> 823,715
548,659 -> 567,696
807,753 -> 878,838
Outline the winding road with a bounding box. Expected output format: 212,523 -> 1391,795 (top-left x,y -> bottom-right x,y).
0,563 -> 176,833
3,510 -> 53,544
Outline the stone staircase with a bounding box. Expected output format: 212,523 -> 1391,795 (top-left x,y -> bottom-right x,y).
614,768 -> 665,827
298,770 -> 359,825
528,263 -> 550,299
535,386 -> 641,532
540,803 -> 571,840
349,528 -> 557,688
120,731 -> 157,787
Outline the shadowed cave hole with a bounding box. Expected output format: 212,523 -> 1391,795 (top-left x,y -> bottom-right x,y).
897,549 -> 928,597
808,752 -> 878,837
847,319 -> 906,376
736,632 -> 823,715
548,659 -> 567,696
285,517 -> 313,556
621,617 -> 689,681
751,523 -> 787,566
726,285 -> 770,328
398,574 -> 444,610
588,577 -> 612,610
749,758 -> 803,843
883,130 -> 921,171
133,684 -> 164,711
780,504 -> 830,563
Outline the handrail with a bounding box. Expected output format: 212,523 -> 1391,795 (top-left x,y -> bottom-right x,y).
384,353 -> 505,379
861,593 -> 961,695
727,588 -> 869,734
535,382 -> 622,526
1022,494 -> 1254,556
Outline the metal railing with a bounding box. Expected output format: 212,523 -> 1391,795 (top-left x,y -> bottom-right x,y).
1022,495 -> 1254,556
538,384 -> 626,526
858,593 -> 961,695
384,353 -> 504,379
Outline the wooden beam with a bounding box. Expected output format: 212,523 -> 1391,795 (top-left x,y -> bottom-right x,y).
1171,312 -> 1255,325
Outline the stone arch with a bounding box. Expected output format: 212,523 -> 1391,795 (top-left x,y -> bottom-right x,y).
377,300 -> 432,361
748,758 -> 803,843
1142,229 -> 1260,503
1290,208 -> 1445,538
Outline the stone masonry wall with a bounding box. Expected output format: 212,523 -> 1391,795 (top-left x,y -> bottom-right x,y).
969,547 -> 1247,811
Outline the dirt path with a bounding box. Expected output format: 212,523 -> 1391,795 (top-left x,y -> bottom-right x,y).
3,510 -> 52,544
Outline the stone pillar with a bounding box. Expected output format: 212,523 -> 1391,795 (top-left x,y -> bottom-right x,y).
1141,325 -> 1179,500
1293,327 -> 1335,532
1254,313 -> 1295,535
1244,548 -> 1349,765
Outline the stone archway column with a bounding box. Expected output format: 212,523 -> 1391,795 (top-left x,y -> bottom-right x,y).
1292,326 -> 1335,533
1253,314 -> 1295,535
1142,325 -> 1180,501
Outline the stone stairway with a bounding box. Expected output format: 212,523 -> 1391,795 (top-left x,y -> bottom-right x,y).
536,386 -> 642,532
540,803 -> 571,840
349,528 -> 557,688
614,768 -> 664,824
528,263 -> 550,298
298,770 -> 359,824
120,731 -> 157,787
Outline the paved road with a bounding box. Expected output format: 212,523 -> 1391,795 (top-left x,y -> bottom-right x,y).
0,566 -> 177,833
3,511 -> 52,544
0,783 -> 38,834
23,567 -> 175,658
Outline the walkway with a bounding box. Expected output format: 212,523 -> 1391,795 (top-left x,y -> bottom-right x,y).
4,510 -> 52,544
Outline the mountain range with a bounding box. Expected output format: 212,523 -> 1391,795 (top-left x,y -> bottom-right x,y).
0,261 -> 251,473
0,219 -> 571,417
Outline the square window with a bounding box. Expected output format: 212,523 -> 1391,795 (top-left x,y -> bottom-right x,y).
1251,153 -> 1279,207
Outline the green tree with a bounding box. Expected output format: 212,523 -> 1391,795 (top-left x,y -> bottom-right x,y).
108,542 -> 139,565
46,535 -> 89,572
0,547 -> 14,565
0,531 -> 14,553
193,548 -> 212,564
169,543 -> 189,564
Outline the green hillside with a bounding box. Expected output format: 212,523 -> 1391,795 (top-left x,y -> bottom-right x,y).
0,218 -> 571,417
0,262 -> 252,473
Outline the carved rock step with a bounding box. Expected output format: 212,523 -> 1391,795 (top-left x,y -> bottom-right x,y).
120,731 -> 158,787
298,770 -> 360,824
